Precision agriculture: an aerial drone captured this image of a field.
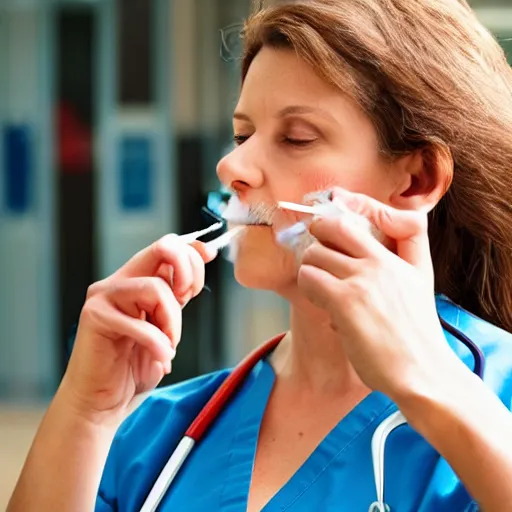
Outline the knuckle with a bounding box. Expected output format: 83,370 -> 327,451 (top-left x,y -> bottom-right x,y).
80,294 -> 107,324
296,265 -> 308,288
302,241 -> 322,262
106,279 -> 123,297
152,276 -> 171,296
152,234 -> 179,260
297,268 -> 322,304
364,256 -> 383,275
139,276 -> 167,298
301,245 -> 314,264
347,277 -> 371,302
86,280 -> 106,299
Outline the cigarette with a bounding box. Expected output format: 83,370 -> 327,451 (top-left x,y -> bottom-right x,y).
205,226 -> 244,251
178,222 -> 224,244
278,201 -> 327,215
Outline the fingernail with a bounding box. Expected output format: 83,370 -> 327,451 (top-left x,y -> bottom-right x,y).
205,245 -> 219,261
180,291 -> 193,309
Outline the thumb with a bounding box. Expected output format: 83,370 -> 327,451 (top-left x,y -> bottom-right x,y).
190,241 -> 218,263
332,188 -> 433,277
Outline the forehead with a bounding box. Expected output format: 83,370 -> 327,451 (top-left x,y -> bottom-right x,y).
235,47 -> 371,130
238,47 -> 338,109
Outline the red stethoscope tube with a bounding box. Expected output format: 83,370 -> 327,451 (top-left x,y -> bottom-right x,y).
139,334 -> 284,512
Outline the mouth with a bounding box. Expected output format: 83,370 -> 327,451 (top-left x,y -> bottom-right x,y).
207,192 -> 275,227
204,189 -> 331,231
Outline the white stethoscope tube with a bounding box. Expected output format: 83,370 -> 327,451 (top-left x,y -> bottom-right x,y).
368,410 -> 407,512
139,437 -> 195,512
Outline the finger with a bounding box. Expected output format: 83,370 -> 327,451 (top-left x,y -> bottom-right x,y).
309,215 -> 383,260
108,277 -> 182,350
190,241 -> 218,263
187,246 -> 207,300
331,188 -> 431,270
154,239 -> 194,295
141,349 -> 169,390
297,263 -> 342,311
132,345 -> 170,393
101,304 -> 175,363
302,242 -> 360,280
115,235 -> 212,287
142,359 -> 169,392
156,242 -> 207,305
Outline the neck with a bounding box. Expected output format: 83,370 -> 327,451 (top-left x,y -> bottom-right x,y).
271,300 -> 367,396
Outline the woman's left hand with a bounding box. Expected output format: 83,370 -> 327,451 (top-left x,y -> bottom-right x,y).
297,188 -> 461,400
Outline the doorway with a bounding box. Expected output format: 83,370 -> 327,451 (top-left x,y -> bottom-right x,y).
55,7 -> 96,374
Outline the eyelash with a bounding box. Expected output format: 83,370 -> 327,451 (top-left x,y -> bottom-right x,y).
233,134 -> 316,147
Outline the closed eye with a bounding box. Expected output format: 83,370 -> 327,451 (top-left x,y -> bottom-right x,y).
234,134 -> 249,145
233,134 -> 318,147
284,137 -> 317,147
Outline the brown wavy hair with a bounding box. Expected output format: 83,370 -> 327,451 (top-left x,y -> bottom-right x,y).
240,0 -> 512,332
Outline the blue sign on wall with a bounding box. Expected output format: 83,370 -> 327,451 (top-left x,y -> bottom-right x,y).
118,135 -> 153,211
3,124 -> 32,214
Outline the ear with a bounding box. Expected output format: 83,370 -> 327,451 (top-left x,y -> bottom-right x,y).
389,144 -> 453,213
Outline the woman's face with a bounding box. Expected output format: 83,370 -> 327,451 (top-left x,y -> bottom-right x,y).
216,47 -> 403,294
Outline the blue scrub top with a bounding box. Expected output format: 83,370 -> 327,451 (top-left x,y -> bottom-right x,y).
96,296 -> 512,511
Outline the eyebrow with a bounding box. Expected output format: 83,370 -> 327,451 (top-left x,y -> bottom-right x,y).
233,105 -> 335,122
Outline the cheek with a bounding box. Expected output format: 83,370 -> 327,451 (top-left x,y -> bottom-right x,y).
300,158 -> 391,203
267,148 -> 391,213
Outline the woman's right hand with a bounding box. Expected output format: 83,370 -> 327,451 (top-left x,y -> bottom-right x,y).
58,234 -> 217,424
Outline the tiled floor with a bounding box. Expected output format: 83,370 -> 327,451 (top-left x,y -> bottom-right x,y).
0,407 -> 45,510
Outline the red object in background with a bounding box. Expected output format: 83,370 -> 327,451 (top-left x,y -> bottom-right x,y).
57,101 -> 93,173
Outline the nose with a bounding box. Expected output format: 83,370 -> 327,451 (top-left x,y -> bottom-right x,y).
216,142 -> 265,195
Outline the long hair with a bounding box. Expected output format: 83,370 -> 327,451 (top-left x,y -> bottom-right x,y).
240,0 -> 512,332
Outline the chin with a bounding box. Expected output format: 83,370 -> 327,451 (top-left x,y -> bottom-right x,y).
229,226 -> 298,292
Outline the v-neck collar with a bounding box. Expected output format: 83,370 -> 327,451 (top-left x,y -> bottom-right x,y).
218,356 -> 395,511
218,359 -> 276,510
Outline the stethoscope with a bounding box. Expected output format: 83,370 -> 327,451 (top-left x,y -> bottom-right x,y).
138,313 -> 485,512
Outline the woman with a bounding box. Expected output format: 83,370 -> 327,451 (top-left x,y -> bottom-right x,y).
8,0 -> 512,511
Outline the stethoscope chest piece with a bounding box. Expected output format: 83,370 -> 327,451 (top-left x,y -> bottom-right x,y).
368,502 -> 391,512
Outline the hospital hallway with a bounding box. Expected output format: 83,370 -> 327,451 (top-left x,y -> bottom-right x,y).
0,1 -> 509,508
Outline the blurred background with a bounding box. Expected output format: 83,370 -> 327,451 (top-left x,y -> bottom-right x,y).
0,0 -> 510,507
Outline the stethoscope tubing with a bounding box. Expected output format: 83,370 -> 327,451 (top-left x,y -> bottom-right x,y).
139,317 -> 484,512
